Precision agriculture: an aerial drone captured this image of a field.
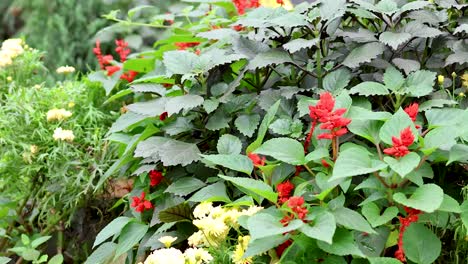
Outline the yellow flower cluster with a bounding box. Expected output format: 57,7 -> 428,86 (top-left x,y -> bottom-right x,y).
53,127 -> 75,142
188,202 -> 263,248
232,235 -> 253,264
461,72 -> 468,88
159,236 -> 177,248
139,247 -> 212,264
56,65 -> 76,74
46,108 -> 72,121
0,39 -> 25,67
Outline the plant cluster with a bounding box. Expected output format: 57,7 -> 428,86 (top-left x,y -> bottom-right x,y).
87,0 -> 468,263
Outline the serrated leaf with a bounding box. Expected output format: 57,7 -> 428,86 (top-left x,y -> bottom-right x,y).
243,235 -> 289,259
331,146 -> 387,180
165,95 -> 204,115
349,82 -> 389,96
393,184 -> 444,213
379,108 -> 417,145
219,175 -> 278,203
232,36 -> 270,59
454,24 -> 468,34
163,50 -> 199,75
404,70 -> 436,97
217,134 -> 242,155
384,152 -> 420,178
130,83 -> 167,95
93,217 -> 132,248
189,181 -> 231,203
135,137 -> 201,166
362,203 -> 399,228
392,58 -> 420,74
270,12 -> 309,27
206,109 -> 231,131
246,50 -> 292,70
0,257 -> 11,264
197,28 -> 237,40
203,98 -> 219,114
202,154 -> 254,175
283,38 -> 319,53
403,21 -> 443,38
254,138 -> 305,165
165,178 -> 206,196
115,222 -> 148,259
235,114 -> 261,137
400,1 -> 429,13
445,51 -> 468,66
108,112 -> 147,134
248,213 -> 304,240
425,108 -> 464,127
323,68 -> 352,93
338,28 -> 377,43
299,211 -> 336,244
320,0 -> 347,21
246,101 -> 280,153
422,126 -> 458,155
376,0 -> 398,14
333,207 -> 376,234
379,32 -> 411,50
343,42 -> 385,68
163,117 -> 193,136
159,203 -> 193,223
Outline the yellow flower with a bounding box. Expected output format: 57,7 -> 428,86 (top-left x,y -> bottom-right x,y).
459,92 -> 466,98
184,248 -> 213,264
143,248 -> 185,264
260,0 -> 294,10
34,84 -> 41,89
30,145 -> 39,155
53,127 -> 75,142
451,72 -> 457,78
158,236 -> 177,248
461,73 -> 468,87
56,65 -> 76,74
232,236 -> 252,264
437,75 -> 444,85
68,102 -> 75,108
193,202 -> 214,219
1,38 -> 24,57
240,206 -> 264,216
188,231 -> 204,247
0,51 -> 13,67
46,108 -> 72,121
6,76 -> 12,82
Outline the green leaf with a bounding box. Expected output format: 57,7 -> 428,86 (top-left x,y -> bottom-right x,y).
348,107 -> 391,121
379,108 -> 417,145
323,68 -> 352,94
461,201 -> 468,230
246,50 -> 292,70
404,70 -> 436,97
206,109 -> 231,131
217,134 -> 242,155
356,226 -> 390,257
376,0 -> 398,14
283,38 -> 319,53
317,228 -> 365,257
368,257 -> 403,264
165,95 -> 204,115
331,146 -> 387,180
48,254 -> 64,264
0,257 -> 11,264
135,137 -> 201,166
189,181 -> 231,203
158,203 -> 193,223
243,235 -> 289,258
108,112 -> 147,134
202,154 -> 254,175
299,211 -> 336,244
93,217 -> 132,248
115,222 -> 148,259
305,148 -> 329,163
123,58 -> 154,73
342,42 -> 385,68
165,178 -> 206,196
203,98 -> 219,114
88,71 -> 121,95
403,223 -> 441,264
425,108 -> 464,127
392,58 -> 420,75
348,120 -> 383,144
362,203 -> 398,227
384,152 -> 420,178
232,35 -> 270,59
84,242 -> 116,264
31,236 -> 52,248
393,184 -> 444,213
163,50 -> 199,75
349,82 -> 389,96
438,194 -> 461,213
254,138 -> 305,165
235,114 -> 261,137
383,66 -> 405,92
320,0 -> 346,21
400,1 -> 429,13
248,213 -> 304,240
247,101 -> 280,153
419,99 -> 457,111
422,126 -> 458,155
447,144 -> 468,164
219,175 -> 277,203
333,207 -> 376,234
163,117 -> 193,136
379,32 -> 411,50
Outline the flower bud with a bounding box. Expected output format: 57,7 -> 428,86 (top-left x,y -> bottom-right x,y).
451,72 -> 457,78
437,75 -> 444,85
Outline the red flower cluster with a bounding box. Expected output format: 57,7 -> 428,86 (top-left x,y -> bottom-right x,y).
280,196 -> 308,226
308,92 -> 351,140
175,42 -> 200,50
277,181 -> 294,204
232,0 -> 260,15
248,153 -> 265,167
321,159 -> 330,168
159,112 -> 169,121
395,207 -> 422,262
404,103 -> 421,129
131,192 -> 153,213
93,39 -> 138,82
277,0 -> 284,5
383,127 -> 414,157
275,239 -> 292,257
149,170 -> 164,187
232,25 -> 245,31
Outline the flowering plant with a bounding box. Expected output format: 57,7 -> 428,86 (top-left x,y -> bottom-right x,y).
89,0 -> 468,263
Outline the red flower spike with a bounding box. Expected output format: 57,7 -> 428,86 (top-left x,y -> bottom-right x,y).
383,127 -> 414,157
395,207 -> 422,262
115,39 -> 131,62
94,40 -> 114,69
175,42 -> 200,50
120,70 -> 138,82
149,170 -> 164,187
277,0 -> 284,5
275,240 -> 293,257
232,25 -> 244,31
233,0 -> 261,15
131,192 -> 153,213
159,112 -> 168,121
248,153 -> 265,167
105,65 -> 121,76
404,103 -> 421,129
321,159 -> 330,168
277,181 -> 294,204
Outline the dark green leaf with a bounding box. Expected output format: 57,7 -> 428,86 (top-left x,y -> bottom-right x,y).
403,223 -> 441,264
202,154 -> 253,175
393,184 -> 444,213
254,138 -> 305,165
159,203 -> 193,223
165,178 -> 206,196
219,175 -> 277,203
115,222 -> 148,259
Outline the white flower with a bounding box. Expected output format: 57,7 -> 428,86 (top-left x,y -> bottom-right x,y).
143,248 -> 185,264
56,65 -> 75,74
47,108 -> 72,121
241,206 -> 264,216
1,38 -> 24,57
6,76 -> 12,82
232,235 -> 252,264
193,202 -> 213,219
53,127 -> 75,142
193,217 -> 228,237
210,206 -> 225,218
188,231 -> 204,247
30,145 -> 39,155
158,236 -> 177,248
0,51 -> 13,67
184,247 -> 213,264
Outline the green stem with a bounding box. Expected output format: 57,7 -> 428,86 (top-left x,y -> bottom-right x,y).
303,164 -> 316,176
316,47 -> 322,90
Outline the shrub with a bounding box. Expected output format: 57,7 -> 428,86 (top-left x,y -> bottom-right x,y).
89,0 -> 467,263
